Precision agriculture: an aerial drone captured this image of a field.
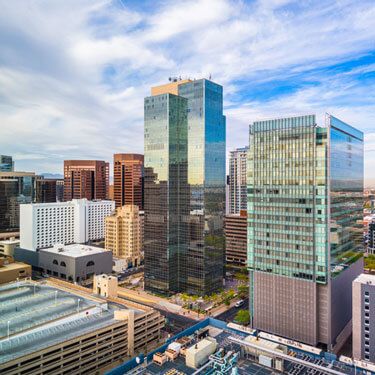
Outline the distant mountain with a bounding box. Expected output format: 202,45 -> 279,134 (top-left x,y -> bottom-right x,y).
41,173 -> 64,179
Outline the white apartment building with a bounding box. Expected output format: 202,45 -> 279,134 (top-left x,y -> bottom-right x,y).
228,147 -> 248,214
20,198 -> 115,250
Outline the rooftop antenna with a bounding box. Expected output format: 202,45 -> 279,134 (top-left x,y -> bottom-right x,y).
209,73 -> 212,80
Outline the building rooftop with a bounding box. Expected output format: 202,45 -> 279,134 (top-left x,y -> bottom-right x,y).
0,279 -> 144,365
40,243 -> 109,258
0,262 -> 30,272
354,273 -> 375,285
0,239 -> 20,245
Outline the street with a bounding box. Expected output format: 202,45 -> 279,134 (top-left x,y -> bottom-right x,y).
215,298 -> 249,323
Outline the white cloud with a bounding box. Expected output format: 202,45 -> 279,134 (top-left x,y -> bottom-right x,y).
0,0 -> 374,185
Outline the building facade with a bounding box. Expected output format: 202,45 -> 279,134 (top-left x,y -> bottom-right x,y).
178,79 -> 226,296
353,274 -> 375,363
369,221 -> 375,253
144,90 -> 189,294
229,147 -> 249,214
224,211 -> 247,266
39,243 -> 113,283
20,198 -> 115,250
0,171 -> 43,234
247,114 -> 364,350
0,155 -> 14,172
64,160 -> 109,201
144,78 -> 226,296
113,154 -> 144,209
105,205 -> 143,268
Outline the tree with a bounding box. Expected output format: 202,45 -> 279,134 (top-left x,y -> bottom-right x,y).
238,284 -> 249,299
234,310 -> 250,326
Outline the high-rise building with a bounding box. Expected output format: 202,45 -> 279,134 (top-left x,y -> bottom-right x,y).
37,178 -> 57,203
247,114 -> 363,351
105,205 -> 143,268
0,155 -> 14,172
113,154 -> 144,209
63,160 -> 109,201
144,89 -> 189,294
353,273 -> 375,363
144,78 -> 226,296
179,78 -> 226,296
229,147 -> 249,214
0,171 -> 43,234
224,210 -> 247,266
20,198 -> 115,250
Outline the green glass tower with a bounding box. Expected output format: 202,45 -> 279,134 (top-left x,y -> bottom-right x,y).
247,114 -> 363,350
144,78 -> 226,296
144,93 -> 189,294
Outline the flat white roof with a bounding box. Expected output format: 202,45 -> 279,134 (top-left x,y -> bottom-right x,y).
40,243 -> 109,258
354,273 -> 375,285
0,239 -> 20,245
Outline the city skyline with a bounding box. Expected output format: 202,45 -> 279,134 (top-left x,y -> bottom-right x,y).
0,1 -> 374,185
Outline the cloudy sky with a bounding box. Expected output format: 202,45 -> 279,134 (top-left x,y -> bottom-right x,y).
1,0 -> 374,184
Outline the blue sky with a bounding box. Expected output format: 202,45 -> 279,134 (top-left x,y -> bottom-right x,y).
0,0 -> 374,184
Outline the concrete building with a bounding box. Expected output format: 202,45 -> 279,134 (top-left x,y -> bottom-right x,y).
113,154 -> 144,209
224,210 -> 247,266
0,257 -> 31,284
229,147 -> 249,214
0,155 -> 14,171
105,205 -> 143,268
144,78 -> 226,296
0,278 -> 164,375
0,238 -> 20,257
0,171 -> 43,234
353,274 -> 375,363
64,160 -> 109,201
20,198 -> 115,251
39,243 -> 113,283
248,114 -> 364,351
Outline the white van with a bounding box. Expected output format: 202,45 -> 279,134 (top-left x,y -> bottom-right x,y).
235,300 -> 244,308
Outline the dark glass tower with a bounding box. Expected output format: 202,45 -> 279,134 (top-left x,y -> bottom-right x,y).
144,78 -> 226,296
144,92 -> 189,294
178,79 -> 226,296
247,114 -> 363,350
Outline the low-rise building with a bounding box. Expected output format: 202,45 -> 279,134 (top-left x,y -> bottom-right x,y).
353,273 -> 375,363
224,210 -> 247,266
0,257 -> 31,284
0,238 -> 20,257
0,277 -> 164,375
38,243 -> 113,283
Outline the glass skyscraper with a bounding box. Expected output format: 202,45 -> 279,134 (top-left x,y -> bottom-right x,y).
144,78 -> 226,296
144,92 -> 189,294
0,155 -> 14,172
247,114 -> 363,350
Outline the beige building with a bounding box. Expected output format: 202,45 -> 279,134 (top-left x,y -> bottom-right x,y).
0,238 -> 20,257
105,205 -> 143,267
0,276 -> 164,375
0,257 -> 31,284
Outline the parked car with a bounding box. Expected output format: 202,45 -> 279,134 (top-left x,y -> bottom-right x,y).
235,299 -> 245,308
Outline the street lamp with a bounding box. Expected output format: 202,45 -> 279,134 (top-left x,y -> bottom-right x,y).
7,320 -> 11,341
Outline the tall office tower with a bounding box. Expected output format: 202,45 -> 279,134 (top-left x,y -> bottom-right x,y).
105,205 -> 143,267
247,114 -> 363,351
144,78 -> 226,296
0,155 -> 14,171
0,171 -> 42,234
37,178 -> 57,203
225,210 -> 247,266
144,89 -> 189,294
353,274 -> 375,363
113,154 -> 144,209
56,179 -> 64,202
229,147 -> 249,214
63,160 -> 109,201
20,198 -> 115,250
